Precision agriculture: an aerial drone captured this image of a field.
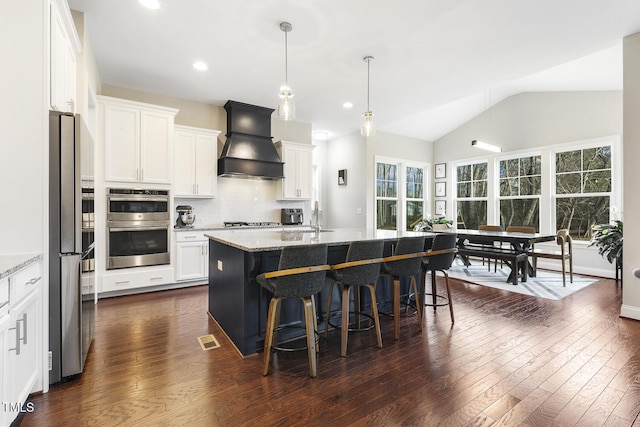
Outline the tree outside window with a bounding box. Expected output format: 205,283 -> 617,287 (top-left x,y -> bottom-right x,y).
376,162 -> 397,230
499,155 -> 541,231
555,145 -> 611,240
456,162 -> 487,230
406,166 -> 424,231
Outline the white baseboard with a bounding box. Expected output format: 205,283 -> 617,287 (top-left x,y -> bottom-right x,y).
620,304 -> 640,321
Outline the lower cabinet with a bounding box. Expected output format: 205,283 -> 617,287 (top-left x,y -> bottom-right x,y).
175,231 -> 208,282
101,266 -> 174,294
3,258 -> 42,426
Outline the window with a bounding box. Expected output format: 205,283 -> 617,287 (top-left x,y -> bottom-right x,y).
376,162 -> 398,230
406,166 -> 425,231
376,159 -> 427,231
555,145 -> 611,240
455,162 -> 487,230
499,155 -> 541,231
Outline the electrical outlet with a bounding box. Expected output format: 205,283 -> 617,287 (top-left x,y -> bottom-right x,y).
357,208 -> 362,215
217,260 -> 223,271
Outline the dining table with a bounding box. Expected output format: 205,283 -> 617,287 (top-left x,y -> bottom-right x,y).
451,229 -> 557,283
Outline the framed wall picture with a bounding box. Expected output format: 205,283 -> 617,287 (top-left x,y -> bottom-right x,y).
435,163 -> 446,179
435,200 -> 446,216
435,181 -> 446,197
338,169 -> 347,185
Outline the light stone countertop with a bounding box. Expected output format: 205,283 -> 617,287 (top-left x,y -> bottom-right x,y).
205,228 -> 437,252
0,253 -> 42,280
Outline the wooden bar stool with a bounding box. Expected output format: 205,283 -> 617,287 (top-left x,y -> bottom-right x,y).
422,233 -> 458,323
256,244 -> 329,377
326,240 -> 385,357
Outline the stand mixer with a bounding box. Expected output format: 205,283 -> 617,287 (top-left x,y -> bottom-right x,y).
175,205 -> 196,228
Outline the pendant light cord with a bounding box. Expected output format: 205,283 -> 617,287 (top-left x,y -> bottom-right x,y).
366,58 -> 370,111
284,29 -> 288,86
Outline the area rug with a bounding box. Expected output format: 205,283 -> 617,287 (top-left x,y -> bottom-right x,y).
447,258 -> 597,300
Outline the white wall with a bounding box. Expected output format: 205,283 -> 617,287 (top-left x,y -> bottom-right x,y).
0,0 -> 47,255
621,33 -> 640,320
324,130 -> 433,229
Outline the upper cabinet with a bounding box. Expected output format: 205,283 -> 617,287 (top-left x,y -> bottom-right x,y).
275,140 -> 313,200
50,0 -> 80,113
99,96 -> 178,185
174,125 -> 221,198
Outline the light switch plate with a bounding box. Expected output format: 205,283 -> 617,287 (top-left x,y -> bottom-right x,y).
217,260 -> 223,271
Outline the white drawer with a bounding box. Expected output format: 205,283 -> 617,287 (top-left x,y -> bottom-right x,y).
101,267 -> 173,293
10,261 -> 42,305
0,277 -> 8,316
175,231 -> 207,242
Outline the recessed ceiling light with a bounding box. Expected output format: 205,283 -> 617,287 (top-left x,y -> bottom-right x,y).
193,61 -> 208,71
343,102 -> 353,109
313,131 -> 331,140
139,0 -> 159,10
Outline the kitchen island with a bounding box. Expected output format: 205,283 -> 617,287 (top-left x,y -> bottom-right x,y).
205,228 -> 435,356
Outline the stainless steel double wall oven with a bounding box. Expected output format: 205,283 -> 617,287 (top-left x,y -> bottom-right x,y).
106,188 -> 170,269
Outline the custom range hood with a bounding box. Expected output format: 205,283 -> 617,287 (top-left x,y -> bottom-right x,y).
218,100 -> 284,179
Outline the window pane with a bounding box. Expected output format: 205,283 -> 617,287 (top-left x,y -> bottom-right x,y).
457,165 -> 471,182
500,199 -> 539,231
406,201 -> 423,231
376,200 -> 397,230
556,173 -> 581,194
456,200 -> 487,230
584,170 -> 611,193
504,159 -> 519,178
406,167 -> 424,198
556,196 -> 609,240
473,163 -> 488,180
556,150 -> 581,173
583,146 -> 611,170
473,181 -> 487,197
521,156 -> 541,176
457,182 -> 471,198
520,176 -> 541,195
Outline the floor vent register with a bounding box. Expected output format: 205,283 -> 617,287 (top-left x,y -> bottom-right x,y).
197,334 -> 221,351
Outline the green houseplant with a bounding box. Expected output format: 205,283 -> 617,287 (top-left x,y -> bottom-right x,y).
412,216 -> 454,232
589,220 -> 623,265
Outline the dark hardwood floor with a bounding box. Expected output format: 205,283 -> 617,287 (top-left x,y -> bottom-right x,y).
20,275 -> 640,426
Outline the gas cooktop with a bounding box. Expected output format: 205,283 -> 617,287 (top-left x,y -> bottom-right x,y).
223,221 -> 281,228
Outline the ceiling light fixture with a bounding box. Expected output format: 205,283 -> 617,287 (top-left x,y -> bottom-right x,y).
193,61 -> 208,71
361,56 -> 375,137
138,0 -> 160,10
277,22 -> 295,120
471,139 -> 502,153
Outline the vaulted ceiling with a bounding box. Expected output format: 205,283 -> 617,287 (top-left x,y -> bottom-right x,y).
68,0 -> 640,141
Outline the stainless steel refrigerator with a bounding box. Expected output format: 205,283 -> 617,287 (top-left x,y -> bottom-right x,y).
49,111 -> 95,384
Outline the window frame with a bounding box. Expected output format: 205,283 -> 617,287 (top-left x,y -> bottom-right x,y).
496,152 -> 542,231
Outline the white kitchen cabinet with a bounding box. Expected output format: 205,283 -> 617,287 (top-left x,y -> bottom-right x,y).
100,96 -> 178,184
50,0 -> 80,113
3,259 -> 42,426
275,140 -> 313,200
175,231 -> 208,282
174,126 -> 221,198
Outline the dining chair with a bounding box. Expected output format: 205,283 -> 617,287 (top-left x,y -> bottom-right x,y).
478,225 -> 503,271
326,240 -> 385,357
256,244 -> 330,377
528,229 -> 573,286
506,226 -> 536,274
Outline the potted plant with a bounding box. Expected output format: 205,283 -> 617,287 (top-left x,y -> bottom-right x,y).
589,220 -> 623,266
412,216 -> 454,232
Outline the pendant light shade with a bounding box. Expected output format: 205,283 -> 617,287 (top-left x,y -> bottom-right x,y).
277,22 -> 295,120
361,56 -> 375,137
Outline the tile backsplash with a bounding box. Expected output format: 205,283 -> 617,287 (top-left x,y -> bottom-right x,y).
175,177 -> 309,226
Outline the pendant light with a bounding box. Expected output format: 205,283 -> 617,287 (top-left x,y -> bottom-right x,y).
361,56 -> 376,137
277,22 -> 295,120
471,89 -> 501,152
